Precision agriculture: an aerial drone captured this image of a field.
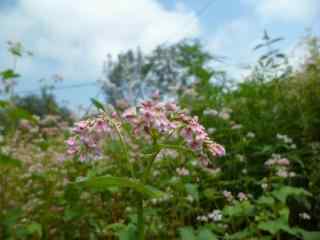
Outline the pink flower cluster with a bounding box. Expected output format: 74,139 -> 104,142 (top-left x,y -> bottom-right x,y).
122,99 -> 225,158
264,154 -> 290,167
122,100 -> 177,135
66,116 -> 111,161
178,114 -> 225,157
264,154 -> 295,178
66,98 -> 225,162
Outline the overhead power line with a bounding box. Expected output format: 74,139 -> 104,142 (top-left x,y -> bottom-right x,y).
15,81 -> 98,95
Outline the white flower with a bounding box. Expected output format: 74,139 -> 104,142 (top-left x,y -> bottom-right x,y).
289,172 -> 296,177
242,169 -> 247,174
276,168 -> 288,178
176,167 -> 190,176
153,170 -> 160,177
299,212 -> 311,220
208,128 -> 216,134
261,183 -> 268,190
237,154 -> 245,162
203,109 -> 218,117
186,195 -> 194,203
208,210 -> 223,222
276,133 -> 293,144
219,112 -> 230,120
191,161 -> 198,166
231,124 -> 242,130
197,215 -> 208,222
246,132 -> 255,138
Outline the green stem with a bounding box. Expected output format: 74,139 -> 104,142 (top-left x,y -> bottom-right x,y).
137,195 -> 144,240
109,119 -> 134,177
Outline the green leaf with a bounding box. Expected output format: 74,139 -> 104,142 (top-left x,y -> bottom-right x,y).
197,228 -> 218,240
117,224 -> 137,240
0,153 -> 22,168
185,183 -> 199,201
91,98 -> 105,111
0,100 -> 9,108
300,231 -> 320,240
9,42 -> 23,56
26,223 -> 42,237
258,209 -> 301,237
271,186 -> 311,203
77,175 -> 165,199
179,227 -> 196,240
0,69 -> 20,80
105,223 -> 127,232
223,201 -> 254,218
256,195 -> 275,206
64,206 -> 85,221
258,219 -> 285,235
226,228 -> 256,239
8,107 -> 35,122
1,208 -> 23,226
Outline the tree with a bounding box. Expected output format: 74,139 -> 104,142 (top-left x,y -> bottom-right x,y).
13,89 -> 72,121
100,39 -> 212,105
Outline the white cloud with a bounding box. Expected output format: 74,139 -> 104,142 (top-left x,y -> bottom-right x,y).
0,0 -> 200,83
244,0 -> 319,24
208,18 -> 261,80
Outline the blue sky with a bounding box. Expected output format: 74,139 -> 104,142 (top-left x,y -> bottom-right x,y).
0,0 -> 319,111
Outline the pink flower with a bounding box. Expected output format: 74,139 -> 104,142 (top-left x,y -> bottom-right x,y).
66,97 -> 225,163
277,158 -> 290,166
73,121 -> 88,133
122,108 -> 136,120
66,137 -> 77,147
165,102 -> 177,112
238,192 -> 248,201
94,119 -> 109,133
207,143 -> 226,157
141,109 -> 155,124
223,190 -> 233,202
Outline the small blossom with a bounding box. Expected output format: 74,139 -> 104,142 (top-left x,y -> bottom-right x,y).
176,167 -> 190,176
246,132 -> 255,138
208,210 -> 223,222
289,172 -> 296,177
223,190 -> 233,202
231,124 -> 242,130
277,158 -> 290,166
299,212 -> 311,220
203,109 -> 218,116
219,112 -> 230,120
238,192 -> 248,201
276,168 -> 289,178
261,183 -> 268,190
186,195 -> 194,203
208,128 -> 216,134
